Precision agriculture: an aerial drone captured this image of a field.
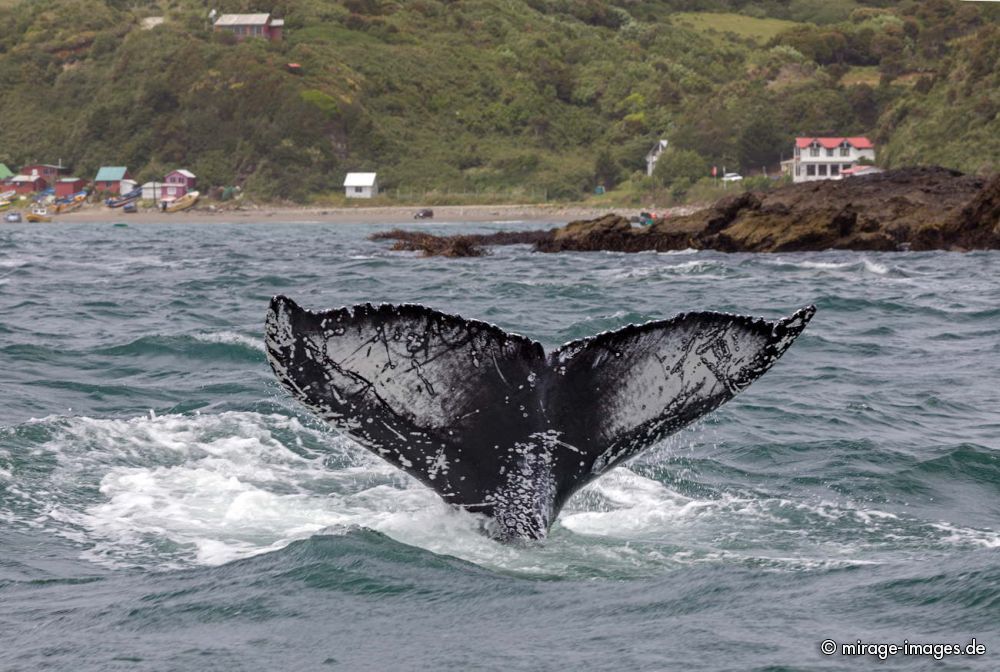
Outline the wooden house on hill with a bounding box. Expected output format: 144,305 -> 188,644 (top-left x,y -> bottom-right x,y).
213,13 -> 284,41
21,163 -> 69,182
55,177 -> 87,198
163,169 -> 196,199
9,175 -> 48,194
94,166 -> 134,194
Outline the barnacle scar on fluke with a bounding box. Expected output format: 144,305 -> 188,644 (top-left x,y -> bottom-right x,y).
265,296 -> 815,542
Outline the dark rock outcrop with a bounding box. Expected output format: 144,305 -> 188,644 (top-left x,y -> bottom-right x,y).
552,167 -> 998,254
372,168 -> 999,256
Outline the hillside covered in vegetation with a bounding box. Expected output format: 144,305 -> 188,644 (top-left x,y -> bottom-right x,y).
0,0 -> 996,201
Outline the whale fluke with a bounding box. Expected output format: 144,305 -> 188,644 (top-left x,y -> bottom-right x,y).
265,296 -> 815,541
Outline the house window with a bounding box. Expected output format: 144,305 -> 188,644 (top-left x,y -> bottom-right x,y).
830,164 -> 840,176
354,187 -> 363,193
806,165 -> 815,176
795,165 -> 801,176
818,164 -> 828,176
810,146 -> 819,157
254,25 -> 263,36
794,146 -> 800,157
840,146 -> 850,156
826,148 -> 834,157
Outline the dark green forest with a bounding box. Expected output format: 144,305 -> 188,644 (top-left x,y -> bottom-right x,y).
0,0 -> 996,202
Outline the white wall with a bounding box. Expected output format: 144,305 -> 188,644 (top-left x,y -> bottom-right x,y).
345,185 -> 378,199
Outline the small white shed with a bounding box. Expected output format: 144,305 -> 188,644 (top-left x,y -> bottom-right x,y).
141,181 -> 167,201
344,172 -> 378,199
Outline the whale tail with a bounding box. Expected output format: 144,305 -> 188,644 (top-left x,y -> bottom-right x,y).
265,296 -> 814,540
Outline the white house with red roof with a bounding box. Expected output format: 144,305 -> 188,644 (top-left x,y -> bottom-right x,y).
789,137 -> 875,183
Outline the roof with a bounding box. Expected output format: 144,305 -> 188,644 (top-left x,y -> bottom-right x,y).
344,172 -> 377,187
168,169 -> 196,178
95,167 -> 129,181
58,177 -> 85,183
141,182 -> 166,188
214,13 -> 271,26
0,163 -> 11,179
796,137 -> 874,150
10,175 -> 44,183
271,19 -> 284,26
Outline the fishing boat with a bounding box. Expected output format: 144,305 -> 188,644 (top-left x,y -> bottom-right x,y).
165,190 -> 199,213
53,192 -> 87,214
0,190 -> 15,201
105,187 -> 142,208
27,206 -> 51,223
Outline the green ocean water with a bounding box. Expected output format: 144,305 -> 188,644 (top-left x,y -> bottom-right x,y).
1,221 -> 998,670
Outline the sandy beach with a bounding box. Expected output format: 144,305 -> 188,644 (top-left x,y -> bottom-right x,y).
44,203 -> 699,225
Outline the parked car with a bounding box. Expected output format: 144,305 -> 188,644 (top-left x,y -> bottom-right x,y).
414,208 -> 434,219
721,172 -> 743,182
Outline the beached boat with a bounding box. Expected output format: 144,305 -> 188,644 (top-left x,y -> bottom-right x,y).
53,193 -> 86,214
0,190 -> 15,201
27,207 -> 52,223
4,212 -> 22,223
105,187 -> 142,208
165,190 -> 199,213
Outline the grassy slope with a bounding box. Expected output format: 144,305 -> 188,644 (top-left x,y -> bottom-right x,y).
0,0 -> 994,202
671,12 -> 801,45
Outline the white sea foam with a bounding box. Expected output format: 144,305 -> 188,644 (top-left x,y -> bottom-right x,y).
861,258 -> 889,275
598,260 -> 725,281
192,331 -> 265,351
14,410 -> 1000,575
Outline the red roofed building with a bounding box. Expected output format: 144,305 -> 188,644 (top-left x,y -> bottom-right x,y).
21,163 -> 69,182
790,137 -> 875,183
55,177 -> 88,198
163,169 -> 196,199
9,175 -> 48,195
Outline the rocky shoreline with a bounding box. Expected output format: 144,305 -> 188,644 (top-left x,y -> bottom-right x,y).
373,167 -> 1000,256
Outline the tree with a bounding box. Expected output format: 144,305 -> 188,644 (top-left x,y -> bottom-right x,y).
652,148 -> 709,187
593,148 -> 619,188
737,116 -> 783,170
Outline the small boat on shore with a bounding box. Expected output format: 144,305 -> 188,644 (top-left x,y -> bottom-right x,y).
106,187 -> 142,208
27,206 -> 51,223
4,212 -> 22,223
165,190 -> 199,213
53,193 -> 86,214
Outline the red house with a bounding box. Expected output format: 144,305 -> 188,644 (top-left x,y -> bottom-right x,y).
163,169 -> 196,199
94,166 -> 134,194
213,13 -> 284,41
55,177 -> 88,198
9,175 -> 48,194
21,163 -> 68,182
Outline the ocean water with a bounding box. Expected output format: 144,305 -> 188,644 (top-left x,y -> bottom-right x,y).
1,220 -> 998,671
